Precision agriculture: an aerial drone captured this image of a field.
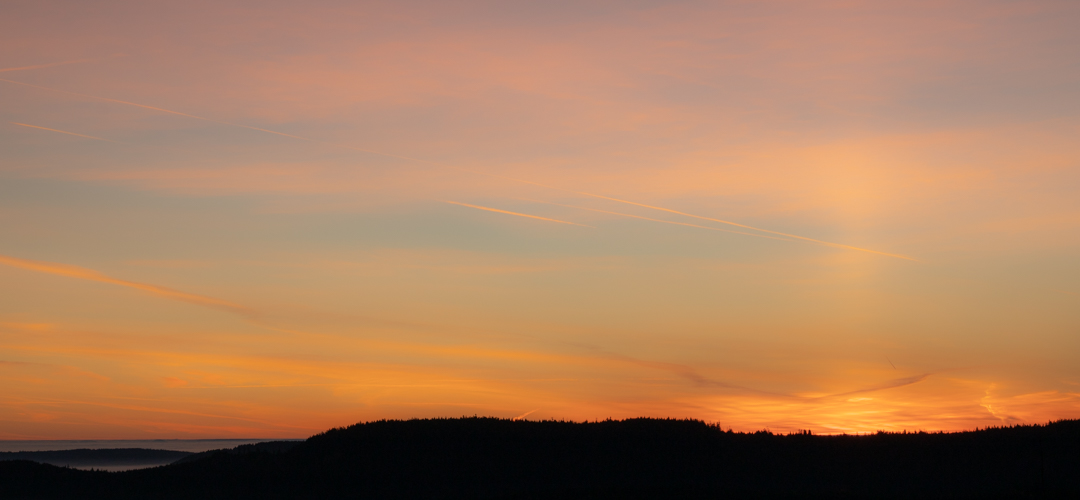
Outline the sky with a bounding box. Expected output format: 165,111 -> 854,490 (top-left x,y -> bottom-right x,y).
1,0 -> 1079,439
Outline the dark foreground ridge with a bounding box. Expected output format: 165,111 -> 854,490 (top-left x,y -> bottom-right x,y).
2,418 -> 1078,499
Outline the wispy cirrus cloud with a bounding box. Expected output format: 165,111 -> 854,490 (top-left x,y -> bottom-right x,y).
0,77 -> 440,165
2,76 -> 922,260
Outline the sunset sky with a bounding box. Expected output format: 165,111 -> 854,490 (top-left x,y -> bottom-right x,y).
2,0 -> 1079,439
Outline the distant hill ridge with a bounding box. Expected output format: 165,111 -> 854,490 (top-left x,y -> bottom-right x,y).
1,417 -> 1078,499
0,449 -> 193,467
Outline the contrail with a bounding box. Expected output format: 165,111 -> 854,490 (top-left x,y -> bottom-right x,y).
458,177 -> 915,260
443,201 -> 593,227
577,192 -> 918,261
0,77 -> 914,260
10,122 -> 116,142
0,77 -> 304,135
0,253 -> 252,316
523,199 -> 795,242
0,58 -> 95,73
512,409 -> 539,421
815,373 -> 930,400
462,177 -> 913,260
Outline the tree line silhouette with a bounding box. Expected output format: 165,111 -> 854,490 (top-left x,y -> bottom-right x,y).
1,417 -> 1078,499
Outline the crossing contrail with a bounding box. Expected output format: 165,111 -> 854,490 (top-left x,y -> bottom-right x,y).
815,373 -> 930,400
444,201 -> 592,227
522,199 -> 795,242
10,122 -> 117,142
576,192 -> 918,261
0,253 -> 252,316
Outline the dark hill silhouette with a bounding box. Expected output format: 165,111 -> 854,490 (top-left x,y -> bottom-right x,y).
2,417 -> 1078,499
170,440 -> 301,465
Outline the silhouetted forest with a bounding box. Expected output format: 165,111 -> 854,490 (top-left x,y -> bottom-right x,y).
2,417 -> 1078,499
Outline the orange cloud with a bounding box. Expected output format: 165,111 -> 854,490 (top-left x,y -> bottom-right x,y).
162,376 -> 189,388
4,319 -> 1078,436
